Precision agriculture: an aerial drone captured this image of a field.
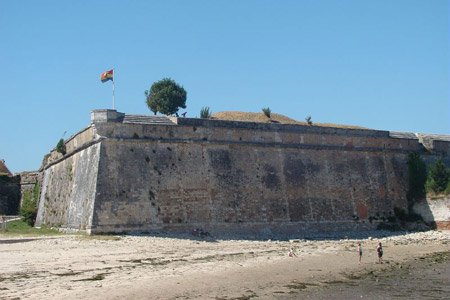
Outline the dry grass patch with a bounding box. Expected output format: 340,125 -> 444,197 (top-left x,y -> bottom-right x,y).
211,111 -> 367,129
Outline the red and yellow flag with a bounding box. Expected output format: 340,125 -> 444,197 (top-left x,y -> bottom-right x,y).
100,69 -> 114,83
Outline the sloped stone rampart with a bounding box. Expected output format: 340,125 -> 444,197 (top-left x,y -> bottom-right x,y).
414,196 -> 450,230
35,143 -> 101,231
89,137 -> 409,234
35,111 -> 450,235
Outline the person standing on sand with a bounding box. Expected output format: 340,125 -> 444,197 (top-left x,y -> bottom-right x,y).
288,248 -> 297,257
376,242 -> 383,264
357,242 -> 362,263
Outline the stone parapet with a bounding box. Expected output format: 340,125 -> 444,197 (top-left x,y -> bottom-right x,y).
91,109 -> 125,123
416,133 -> 450,154
92,121 -> 420,154
176,117 -> 390,138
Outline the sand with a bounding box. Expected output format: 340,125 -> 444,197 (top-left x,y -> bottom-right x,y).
0,230 -> 449,299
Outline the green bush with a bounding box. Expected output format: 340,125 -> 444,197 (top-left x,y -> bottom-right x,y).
262,107 -> 271,118
305,115 -> 313,125
145,78 -> 187,115
56,138 -> 66,155
426,160 -> 450,194
20,182 -> 40,226
200,106 -> 212,119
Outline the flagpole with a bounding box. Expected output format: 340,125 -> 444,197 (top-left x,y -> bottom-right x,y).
112,69 -> 115,109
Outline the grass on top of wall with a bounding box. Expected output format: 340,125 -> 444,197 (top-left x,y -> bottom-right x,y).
0,219 -> 61,236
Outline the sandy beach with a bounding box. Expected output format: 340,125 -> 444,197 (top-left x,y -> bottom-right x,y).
1,230 -> 449,299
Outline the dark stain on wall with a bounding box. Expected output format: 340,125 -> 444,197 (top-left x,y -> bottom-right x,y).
391,156 -> 406,179
262,165 -> 281,190
208,149 -> 232,172
283,155 -> 306,186
310,198 -> 333,221
267,197 -> 286,220
288,197 -> 311,222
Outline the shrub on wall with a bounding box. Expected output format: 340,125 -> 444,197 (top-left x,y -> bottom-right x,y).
200,106 -> 212,119
262,107 -> 271,118
56,138 -> 66,155
426,160 -> 450,194
20,182 -> 40,226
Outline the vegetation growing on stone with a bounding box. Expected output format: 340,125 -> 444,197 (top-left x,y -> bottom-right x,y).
56,138 -> 66,155
200,106 -> 212,119
305,115 -> 313,125
211,111 -> 365,129
426,160 -> 450,194
145,78 -> 187,116
20,182 -> 40,226
407,155 -> 450,199
262,107 -> 271,118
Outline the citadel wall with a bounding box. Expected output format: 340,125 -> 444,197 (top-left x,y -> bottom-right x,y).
35,110 -> 450,235
35,143 -> 101,231
414,195 -> 450,230
0,176 -> 20,215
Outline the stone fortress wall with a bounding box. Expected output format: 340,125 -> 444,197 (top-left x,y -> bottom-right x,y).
0,176 -> 20,215
0,171 -> 41,216
35,110 -> 450,235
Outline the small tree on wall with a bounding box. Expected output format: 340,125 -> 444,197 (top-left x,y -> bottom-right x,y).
262,107 -> 271,118
426,160 -> 450,194
56,139 -> 66,155
20,182 -> 40,226
145,78 -> 187,115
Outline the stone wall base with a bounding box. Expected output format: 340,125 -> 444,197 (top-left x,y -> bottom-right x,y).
434,221 -> 450,231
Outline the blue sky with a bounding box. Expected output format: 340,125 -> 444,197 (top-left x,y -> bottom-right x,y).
1,0 -> 448,173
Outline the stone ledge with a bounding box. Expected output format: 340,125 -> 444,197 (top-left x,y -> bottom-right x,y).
91,109 -> 125,123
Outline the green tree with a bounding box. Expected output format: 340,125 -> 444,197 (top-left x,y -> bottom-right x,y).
56,138 -> 66,155
145,78 -> 187,115
426,160 -> 449,193
20,182 -> 40,226
262,107 -> 271,118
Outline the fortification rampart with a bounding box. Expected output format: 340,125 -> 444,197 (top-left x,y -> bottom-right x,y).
414,195 -> 450,230
0,176 -> 20,215
0,172 -> 40,215
35,110 -> 450,235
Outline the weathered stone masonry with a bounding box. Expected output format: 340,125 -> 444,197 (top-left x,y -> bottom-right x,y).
35,110 -> 450,235
0,172 -> 40,215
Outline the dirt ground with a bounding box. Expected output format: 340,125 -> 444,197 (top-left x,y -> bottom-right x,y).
0,230 -> 449,299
